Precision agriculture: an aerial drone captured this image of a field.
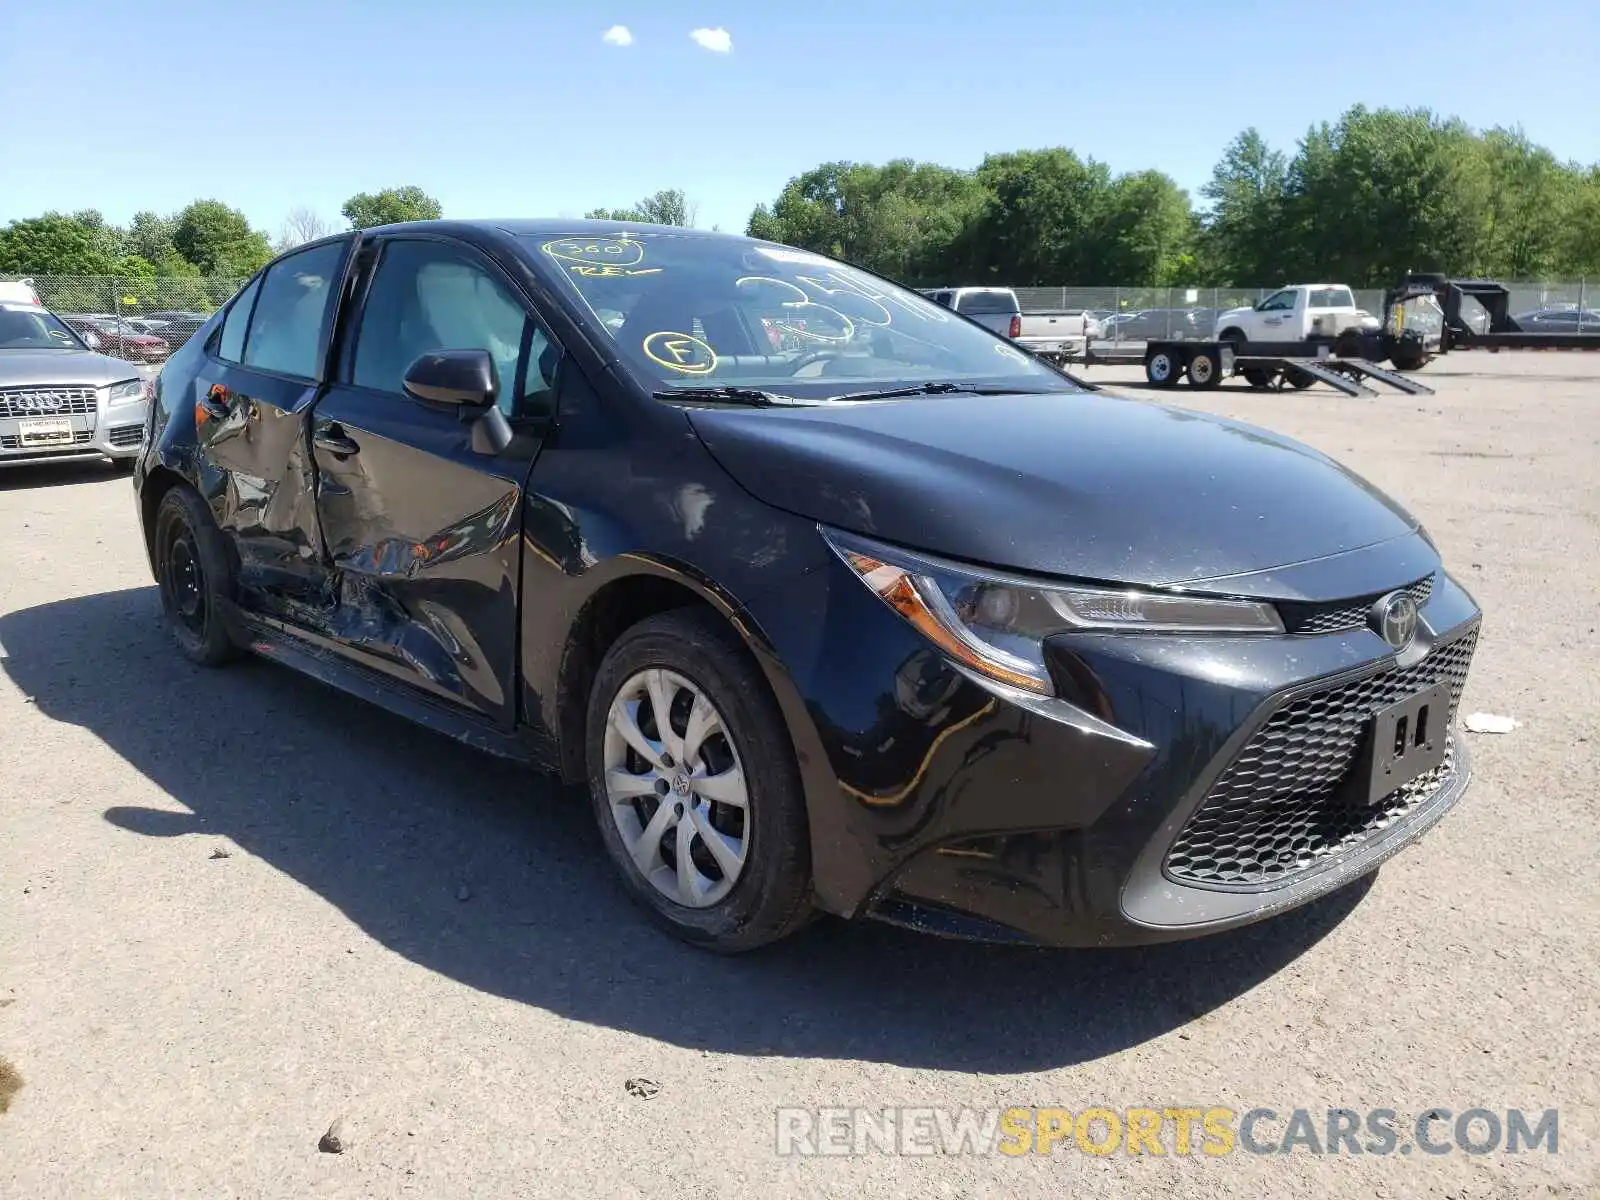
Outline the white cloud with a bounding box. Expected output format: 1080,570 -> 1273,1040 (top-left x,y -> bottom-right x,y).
689,27 -> 733,53
601,25 -> 633,47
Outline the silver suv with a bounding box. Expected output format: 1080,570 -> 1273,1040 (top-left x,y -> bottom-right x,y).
0,302 -> 151,468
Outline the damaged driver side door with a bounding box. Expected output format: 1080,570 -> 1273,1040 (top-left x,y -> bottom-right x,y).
307,236 -> 558,728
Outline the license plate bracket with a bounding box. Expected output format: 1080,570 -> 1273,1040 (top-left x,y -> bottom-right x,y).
1350,681 -> 1452,806
18,415 -> 74,446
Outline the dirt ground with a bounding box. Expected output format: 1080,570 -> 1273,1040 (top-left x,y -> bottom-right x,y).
1,353 -> 1596,1198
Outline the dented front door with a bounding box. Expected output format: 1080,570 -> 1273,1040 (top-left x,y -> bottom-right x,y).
308,387 -> 535,727
306,235 -> 550,728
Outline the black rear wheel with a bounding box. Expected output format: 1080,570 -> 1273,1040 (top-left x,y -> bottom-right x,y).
1241,366 -> 1275,389
1284,367 -> 1316,390
153,487 -> 239,666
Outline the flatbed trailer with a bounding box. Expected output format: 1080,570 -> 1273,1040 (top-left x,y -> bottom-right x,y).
1408,275 -> 1600,353
1134,339 -> 1436,396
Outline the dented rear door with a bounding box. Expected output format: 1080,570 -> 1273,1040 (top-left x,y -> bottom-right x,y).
194,238 -> 353,605
307,235 -> 556,728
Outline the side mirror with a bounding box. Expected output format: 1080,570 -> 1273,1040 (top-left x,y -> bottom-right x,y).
402,349 -> 497,407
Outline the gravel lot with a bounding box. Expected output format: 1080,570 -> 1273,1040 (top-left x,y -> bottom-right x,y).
1,353 -> 1595,1198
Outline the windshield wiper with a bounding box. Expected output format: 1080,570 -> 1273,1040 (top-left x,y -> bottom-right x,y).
651,386 -> 810,407
825,381 -> 1065,403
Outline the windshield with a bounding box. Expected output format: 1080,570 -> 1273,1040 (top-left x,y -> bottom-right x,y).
0,306 -> 84,351
531,232 -> 1074,399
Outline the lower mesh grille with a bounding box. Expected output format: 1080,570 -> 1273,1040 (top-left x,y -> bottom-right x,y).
108,424 -> 144,447
1164,629 -> 1477,888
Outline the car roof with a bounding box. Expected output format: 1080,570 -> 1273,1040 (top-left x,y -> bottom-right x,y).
343,218 -> 757,243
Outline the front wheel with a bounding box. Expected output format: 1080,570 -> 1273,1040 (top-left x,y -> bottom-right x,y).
585,609 -> 813,952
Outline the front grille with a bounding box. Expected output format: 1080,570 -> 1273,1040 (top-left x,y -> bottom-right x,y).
1,430 -> 93,450
1164,628 -> 1477,888
107,424 -> 144,448
1280,575 -> 1435,635
0,386 -> 98,419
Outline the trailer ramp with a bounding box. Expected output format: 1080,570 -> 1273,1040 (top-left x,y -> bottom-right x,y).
1335,359 -> 1436,396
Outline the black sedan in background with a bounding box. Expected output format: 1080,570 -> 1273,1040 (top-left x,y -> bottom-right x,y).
1511,308 -> 1600,333
135,221 -> 1481,951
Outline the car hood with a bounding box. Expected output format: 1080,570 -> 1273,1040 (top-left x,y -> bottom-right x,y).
0,350 -> 142,386
687,390 -> 1427,595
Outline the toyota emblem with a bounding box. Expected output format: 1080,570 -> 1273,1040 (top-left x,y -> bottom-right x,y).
1371,591 -> 1420,650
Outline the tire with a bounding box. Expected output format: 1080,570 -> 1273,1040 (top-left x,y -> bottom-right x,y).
1284,367 -> 1316,390
1389,352 -> 1428,372
1241,366 -> 1275,389
153,486 -> 240,666
585,608 -> 813,952
1145,349 -> 1179,387
1186,349 -> 1221,389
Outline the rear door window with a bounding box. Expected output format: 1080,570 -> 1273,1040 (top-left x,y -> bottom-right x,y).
217,277 -> 261,362
241,241 -> 347,379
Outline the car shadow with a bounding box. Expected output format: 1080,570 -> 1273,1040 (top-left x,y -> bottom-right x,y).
1,587 -> 1370,1072
0,459 -> 128,491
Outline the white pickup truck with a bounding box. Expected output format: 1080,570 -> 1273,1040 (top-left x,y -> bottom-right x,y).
1212,284 -> 1379,345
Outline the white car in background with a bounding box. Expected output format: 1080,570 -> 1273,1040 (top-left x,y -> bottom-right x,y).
0,279 -> 43,306
1213,284 -> 1380,345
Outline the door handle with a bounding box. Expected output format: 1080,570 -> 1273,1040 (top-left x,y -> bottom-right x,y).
314,426 -> 361,458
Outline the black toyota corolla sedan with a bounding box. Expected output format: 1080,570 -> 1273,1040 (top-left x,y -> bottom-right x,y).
133,220 -> 1480,951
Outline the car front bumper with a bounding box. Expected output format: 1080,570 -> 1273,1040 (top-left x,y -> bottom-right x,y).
751,554 -> 1482,947
0,396 -> 150,466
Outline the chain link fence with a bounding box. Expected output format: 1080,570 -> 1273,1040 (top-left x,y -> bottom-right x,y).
6,273 -> 1597,361
1,273 -> 245,363
1011,283 -> 1597,342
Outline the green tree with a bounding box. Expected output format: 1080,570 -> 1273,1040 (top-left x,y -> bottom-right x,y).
341,185 -> 443,229
1200,129 -> 1289,284
586,189 -> 698,226
1280,107 -> 1495,285
1096,170 -> 1195,284
0,213 -> 125,274
746,160 -> 982,284
963,149 -> 1115,284
127,210 -> 179,266
172,200 -> 274,276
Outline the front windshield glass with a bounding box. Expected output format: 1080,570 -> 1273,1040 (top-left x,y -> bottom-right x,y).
529,232 -> 1075,399
0,306 -> 83,350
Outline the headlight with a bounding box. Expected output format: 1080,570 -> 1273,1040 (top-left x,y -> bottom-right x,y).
823,528 -> 1283,696
106,379 -> 147,406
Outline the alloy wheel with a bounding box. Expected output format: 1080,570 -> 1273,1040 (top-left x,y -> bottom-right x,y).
602,668 -> 750,908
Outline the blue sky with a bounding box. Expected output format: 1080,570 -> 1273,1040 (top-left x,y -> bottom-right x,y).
4,0 -> 1597,239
